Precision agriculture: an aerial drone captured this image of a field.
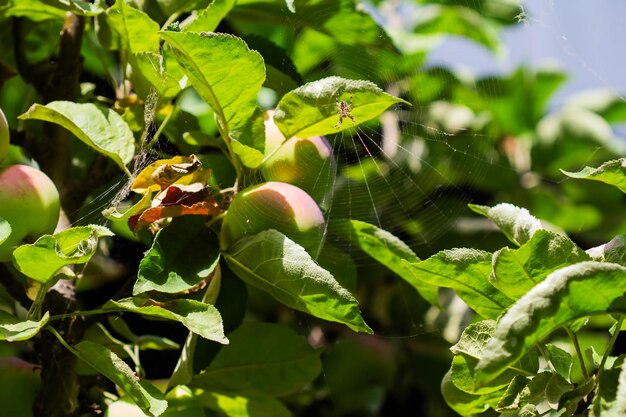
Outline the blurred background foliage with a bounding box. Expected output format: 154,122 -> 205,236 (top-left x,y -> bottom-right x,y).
1,0 -> 625,416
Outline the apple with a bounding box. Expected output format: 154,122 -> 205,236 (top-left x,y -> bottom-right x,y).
0,165 -> 60,262
0,357 -> 41,417
262,111 -> 335,204
0,108 -> 8,163
220,181 -> 326,254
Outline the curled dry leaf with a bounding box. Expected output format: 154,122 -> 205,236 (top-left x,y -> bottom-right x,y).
128,184 -> 222,232
151,154 -> 202,189
132,155 -> 209,193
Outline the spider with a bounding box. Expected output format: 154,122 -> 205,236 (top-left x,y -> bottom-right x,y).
335,94 -> 355,129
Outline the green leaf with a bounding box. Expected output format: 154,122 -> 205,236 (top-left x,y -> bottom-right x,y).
545,344 -> 573,381
413,5 -> 501,53
0,0 -> 66,21
274,76 -> 409,138
161,31 -> 265,131
107,0 -> 160,54
134,217 -> 220,295
19,102 -> 135,175
47,0 -> 105,16
450,320 -> 497,358
199,391 -> 292,417
491,230 -> 590,299
451,355 -> 517,395
0,217 -> 10,245
224,230 -> 371,333
317,243 -> 357,293
230,107 -> 265,169
568,90 -> 626,124
183,0 -> 236,32
0,311 -> 49,341
587,235 -> 626,266
562,158 -> 626,194
592,365 -> 626,416
449,321 -> 522,395
169,268 -> 246,389
74,341 -> 167,417
404,248 -> 512,319
103,191 -> 152,222
243,35 -> 302,97
441,370 -> 504,415
469,203 -> 543,246
104,297 -> 228,344
475,262 -> 626,385
330,219 -> 438,306
191,322 -> 321,397
12,225 -> 114,283
129,52 -> 181,99
496,374 -> 528,411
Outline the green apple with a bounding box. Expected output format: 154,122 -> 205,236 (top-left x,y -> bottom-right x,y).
0,165 -> 60,262
262,111 -> 336,204
221,181 -> 326,254
0,357 -> 41,417
0,108 -> 8,163
262,135 -> 335,204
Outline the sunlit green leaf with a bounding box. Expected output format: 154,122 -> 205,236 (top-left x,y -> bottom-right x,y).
475,262 -> 626,385
183,0 -> 236,32
587,235 -> 626,266
449,321 -> 523,395
161,31 -> 265,132
0,217 -> 10,245
104,297 -> 227,344
562,158 -> 626,194
469,203 -> 543,246
107,0 -> 160,54
46,0 -> 105,16
441,370 -> 504,415
199,391 -> 292,417
404,248 -> 512,319
0,311 -> 49,342
496,375 -> 527,411
74,341 -> 167,417
0,0 -> 66,20
19,102 -> 135,175
230,107 -> 265,169
274,76 -> 409,138
491,230 -> 590,299
224,230 -> 372,333
331,219 -> 438,306
13,225 -> 114,283
134,217 -> 220,295
191,322 -> 321,396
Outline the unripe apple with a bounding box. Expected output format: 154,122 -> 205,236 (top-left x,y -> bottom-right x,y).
262,111 -> 335,204
0,108 -> 9,163
0,165 -> 60,262
221,181 -> 326,254
262,135 -> 335,204
0,357 -> 41,417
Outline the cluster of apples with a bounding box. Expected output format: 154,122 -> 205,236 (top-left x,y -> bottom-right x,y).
220,111 -> 335,255
0,108 -> 60,262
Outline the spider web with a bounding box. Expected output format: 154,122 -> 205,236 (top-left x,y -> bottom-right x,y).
60,1 -> 626,415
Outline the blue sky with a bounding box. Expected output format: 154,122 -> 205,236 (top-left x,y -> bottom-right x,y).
426,1 -> 626,107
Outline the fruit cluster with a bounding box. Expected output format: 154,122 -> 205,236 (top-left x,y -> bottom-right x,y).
220,111 -> 335,255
